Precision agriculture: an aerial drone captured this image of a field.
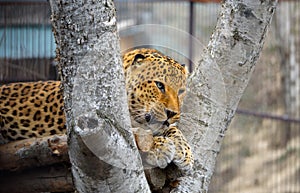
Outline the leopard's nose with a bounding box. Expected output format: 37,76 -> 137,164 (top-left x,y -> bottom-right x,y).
145,113 -> 152,122
165,109 -> 177,119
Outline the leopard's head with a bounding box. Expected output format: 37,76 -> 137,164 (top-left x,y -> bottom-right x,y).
123,49 -> 187,133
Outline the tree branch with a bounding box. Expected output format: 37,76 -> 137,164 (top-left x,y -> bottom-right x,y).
0,135 -> 68,171
49,0 -> 150,192
175,0 -> 278,192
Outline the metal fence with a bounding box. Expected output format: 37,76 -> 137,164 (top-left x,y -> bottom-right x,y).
0,1 -> 55,83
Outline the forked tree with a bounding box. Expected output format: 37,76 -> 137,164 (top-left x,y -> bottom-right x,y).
49,0 -> 278,192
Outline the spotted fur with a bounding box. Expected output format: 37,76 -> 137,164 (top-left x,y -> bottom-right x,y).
0,48 -> 193,171
0,81 -> 65,141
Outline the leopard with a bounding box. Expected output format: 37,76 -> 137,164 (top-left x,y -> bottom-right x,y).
0,48 -> 194,173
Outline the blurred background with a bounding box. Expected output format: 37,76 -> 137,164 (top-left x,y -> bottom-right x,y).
0,0 -> 299,192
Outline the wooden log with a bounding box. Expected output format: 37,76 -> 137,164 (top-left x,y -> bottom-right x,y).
0,164 -> 73,193
0,135 -> 69,171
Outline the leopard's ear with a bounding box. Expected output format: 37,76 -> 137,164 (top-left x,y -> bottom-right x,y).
130,53 -> 147,69
122,50 -> 146,70
133,53 -> 146,62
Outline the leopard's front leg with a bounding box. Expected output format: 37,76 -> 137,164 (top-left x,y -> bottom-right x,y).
132,126 -> 194,172
132,127 -> 175,169
163,125 -> 194,172
146,135 -> 176,169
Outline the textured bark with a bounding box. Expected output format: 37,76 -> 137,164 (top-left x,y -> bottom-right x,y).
49,0 -> 150,192
172,0 -> 278,192
0,135 -> 68,171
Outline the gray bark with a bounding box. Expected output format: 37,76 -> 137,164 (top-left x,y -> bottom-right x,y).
49,0 -> 150,192
174,0 -> 278,192
49,0 -> 277,192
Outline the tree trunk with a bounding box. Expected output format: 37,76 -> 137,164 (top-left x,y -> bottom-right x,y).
49,0 -> 277,193
49,0 -> 150,192
173,0 -> 278,192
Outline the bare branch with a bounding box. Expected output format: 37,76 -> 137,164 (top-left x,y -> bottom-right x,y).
175,0 -> 278,192
49,0 -> 150,192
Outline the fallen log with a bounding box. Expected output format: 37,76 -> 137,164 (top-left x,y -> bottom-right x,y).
0,131 -> 153,192
0,135 -> 69,171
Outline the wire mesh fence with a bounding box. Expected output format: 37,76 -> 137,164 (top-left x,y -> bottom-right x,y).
0,1 -> 56,83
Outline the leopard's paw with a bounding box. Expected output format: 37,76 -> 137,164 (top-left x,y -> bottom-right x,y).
172,140 -> 194,173
164,126 -> 194,173
146,136 -> 176,169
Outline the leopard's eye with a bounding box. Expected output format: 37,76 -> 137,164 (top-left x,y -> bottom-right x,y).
155,81 -> 165,93
178,89 -> 185,95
